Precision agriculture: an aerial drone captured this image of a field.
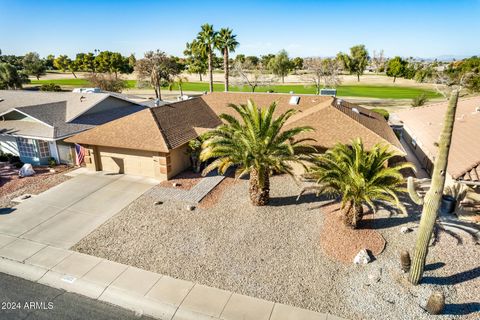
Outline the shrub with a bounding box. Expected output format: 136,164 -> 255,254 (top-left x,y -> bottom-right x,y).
85,73 -> 126,93
40,83 -> 62,92
371,108 -> 390,120
48,157 -> 57,167
411,93 -> 429,107
8,155 -> 21,164
0,152 -> 9,162
14,161 -> 24,169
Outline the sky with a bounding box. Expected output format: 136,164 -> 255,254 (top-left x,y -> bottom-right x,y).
0,0 -> 479,59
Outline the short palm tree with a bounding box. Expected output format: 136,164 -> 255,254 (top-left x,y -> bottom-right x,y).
195,24 -> 217,92
200,99 -> 315,206
215,28 -> 239,92
302,139 -> 413,228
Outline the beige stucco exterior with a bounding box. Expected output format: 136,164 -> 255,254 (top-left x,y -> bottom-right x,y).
82,143 -> 191,181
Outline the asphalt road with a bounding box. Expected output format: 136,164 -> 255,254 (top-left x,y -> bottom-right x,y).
0,273 -> 155,320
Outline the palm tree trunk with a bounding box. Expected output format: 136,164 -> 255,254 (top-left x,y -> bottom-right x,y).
342,201 -> 364,228
224,48 -> 229,91
208,49 -> 213,92
409,90 -> 459,285
249,168 -> 270,206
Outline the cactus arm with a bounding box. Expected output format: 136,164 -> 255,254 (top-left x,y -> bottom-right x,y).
409,90 -> 459,285
407,176 -> 425,205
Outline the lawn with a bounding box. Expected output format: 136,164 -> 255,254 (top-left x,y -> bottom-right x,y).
30,78 -> 441,99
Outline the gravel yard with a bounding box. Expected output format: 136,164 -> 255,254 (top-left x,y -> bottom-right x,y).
0,165 -> 73,208
74,174 -> 480,320
158,171 -> 203,191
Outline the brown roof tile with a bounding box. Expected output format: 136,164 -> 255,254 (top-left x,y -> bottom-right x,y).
396,96 -> 480,181
67,91 -> 403,157
66,97 -> 221,152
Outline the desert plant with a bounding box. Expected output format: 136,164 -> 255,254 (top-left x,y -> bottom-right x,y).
371,108 -> 389,120
215,28 -> 239,91
299,139 -> 413,228
425,291 -> 445,315
187,138 -> 203,173
48,157 -> 57,167
40,83 -> 62,92
411,93 -> 429,107
407,90 -> 459,285
400,250 -> 411,272
200,99 -> 315,206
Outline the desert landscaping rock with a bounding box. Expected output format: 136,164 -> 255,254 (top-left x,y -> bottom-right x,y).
73,174 -> 480,320
400,226 -> 413,233
353,249 -> 371,265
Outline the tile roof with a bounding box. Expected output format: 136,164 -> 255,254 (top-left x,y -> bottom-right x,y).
68,92 -> 403,155
396,96 -> 480,181
66,97 -> 222,152
0,90 -> 146,140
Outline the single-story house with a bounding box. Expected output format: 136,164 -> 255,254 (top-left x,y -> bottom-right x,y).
396,96 -> 480,184
67,92 -> 404,180
0,90 -> 147,165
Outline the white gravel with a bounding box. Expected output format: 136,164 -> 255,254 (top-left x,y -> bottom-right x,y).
74,174 -> 480,320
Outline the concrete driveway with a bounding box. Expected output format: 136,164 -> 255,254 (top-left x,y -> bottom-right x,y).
0,172 -> 158,249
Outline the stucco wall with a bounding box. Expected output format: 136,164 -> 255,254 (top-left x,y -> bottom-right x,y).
168,144 -> 191,179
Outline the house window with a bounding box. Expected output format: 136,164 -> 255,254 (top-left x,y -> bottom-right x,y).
16,138 -> 36,158
38,140 -> 50,158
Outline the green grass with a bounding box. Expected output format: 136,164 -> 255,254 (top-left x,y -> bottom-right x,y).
30,78 -> 441,99
31,78 -> 90,86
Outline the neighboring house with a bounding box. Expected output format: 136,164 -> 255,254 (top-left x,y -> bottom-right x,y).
67,92 -> 403,180
396,96 -> 480,184
0,91 -> 147,165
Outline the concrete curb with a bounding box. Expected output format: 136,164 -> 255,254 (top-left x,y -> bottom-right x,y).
0,240 -> 348,320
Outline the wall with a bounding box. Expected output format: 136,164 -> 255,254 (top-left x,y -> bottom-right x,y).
168,144 -> 191,179
0,135 -> 19,155
403,129 -> 434,176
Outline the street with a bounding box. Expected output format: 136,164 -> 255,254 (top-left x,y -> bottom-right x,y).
0,272 -> 154,320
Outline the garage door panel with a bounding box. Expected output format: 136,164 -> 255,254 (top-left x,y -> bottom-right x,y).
98,147 -> 156,178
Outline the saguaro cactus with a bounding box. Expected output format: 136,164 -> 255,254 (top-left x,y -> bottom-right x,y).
408,90 -> 459,285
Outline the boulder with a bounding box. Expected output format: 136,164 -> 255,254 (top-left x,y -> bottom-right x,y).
186,205 -> 195,211
18,163 -> 35,177
353,249 -> 371,264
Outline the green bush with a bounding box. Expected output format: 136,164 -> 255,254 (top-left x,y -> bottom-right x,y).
48,157 -> 57,167
371,108 -> 390,120
14,161 -> 24,169
40,83 -> 62,92
411,93 -> 429,107
0,152 -> 9,162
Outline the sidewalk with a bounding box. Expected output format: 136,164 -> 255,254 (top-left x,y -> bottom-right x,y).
0,235 -> 346,320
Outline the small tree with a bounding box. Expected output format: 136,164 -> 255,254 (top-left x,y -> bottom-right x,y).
303,57 -> 342,94
386,56 -> 407,82
135,50 -> 180,100
338,45 -> 369,82
22,52 -> 46,80
291,57 -> 304,74
372,49 -> 386,73
268,50 -> 292,83
85,73 -> 126,92
184,40 -> 207,81
232,61 -> 273,92
169,75 -> 189,96
0,63 -> 30,89
300,139 -> 413,228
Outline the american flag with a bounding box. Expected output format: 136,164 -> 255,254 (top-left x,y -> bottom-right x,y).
75,144 -> 86,166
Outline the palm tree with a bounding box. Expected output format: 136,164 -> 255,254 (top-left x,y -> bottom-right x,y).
195,24 -> 217,92
301,139 -> 413,228
169,75 -> 188,97
200,99 -> 315,206
215,28 -> 239,92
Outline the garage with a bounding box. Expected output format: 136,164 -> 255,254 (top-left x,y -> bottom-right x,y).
98,147 -> 158,177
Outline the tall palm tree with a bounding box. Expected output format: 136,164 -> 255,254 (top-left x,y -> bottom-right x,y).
200,99 -> 315,206
301,139 -> 413,228
215,28 -> 239,92
195,24 -> 217,92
